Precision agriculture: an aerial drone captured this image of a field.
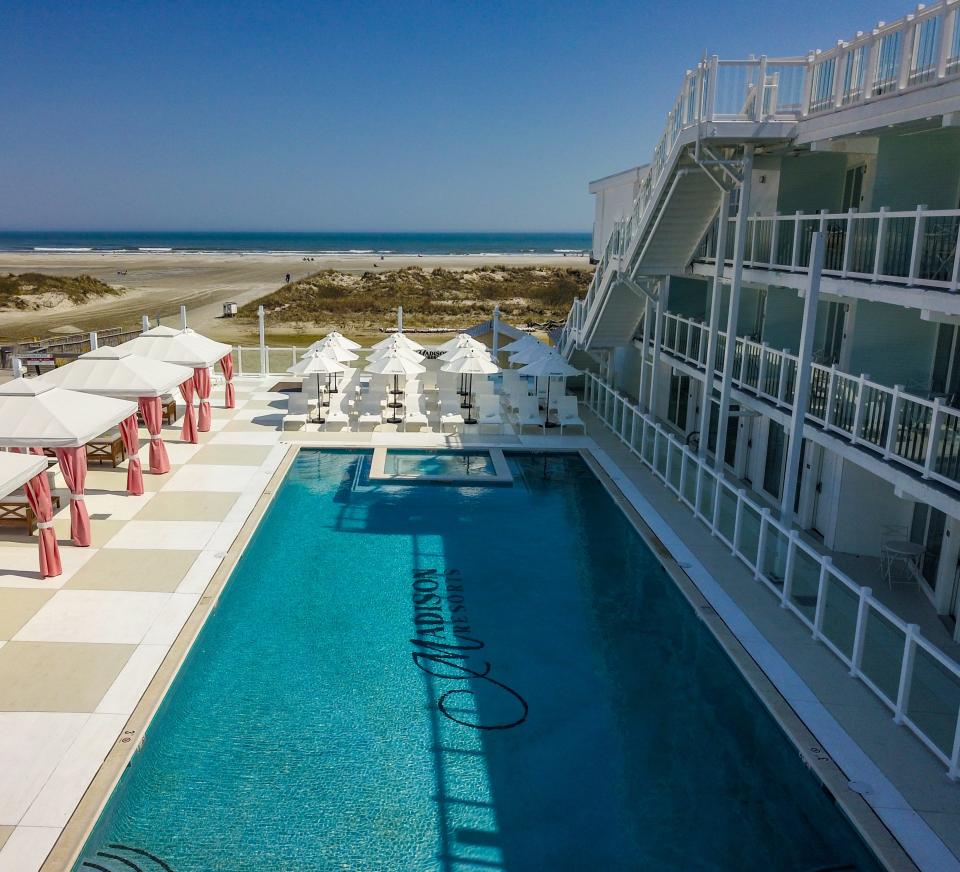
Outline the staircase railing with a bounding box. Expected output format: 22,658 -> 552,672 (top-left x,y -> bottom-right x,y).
696,205 -> 960,292
561,0 -> 960,353
584,369 -> 960,778
651,309 -> 960,492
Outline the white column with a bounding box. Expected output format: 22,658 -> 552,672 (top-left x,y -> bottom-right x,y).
492,305 -> 500,358
648,278 -> 668,414
715,146 -> 755,470
141,315 -> 150,332
639,296 -> 653,412
179,305 -> 188,329
11,357 -> 23,379
88,331 -> 98,351
780,232 -> 825,520
699,191 -> 731,457
398,305 -> 403,333
258,305 -> 266,376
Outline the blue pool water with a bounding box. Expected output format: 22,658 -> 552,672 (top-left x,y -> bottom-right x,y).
75,451 -> 882,871
383,449 -> 496,478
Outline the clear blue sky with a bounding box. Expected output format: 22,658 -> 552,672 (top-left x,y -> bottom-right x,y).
0,0 -> 901,232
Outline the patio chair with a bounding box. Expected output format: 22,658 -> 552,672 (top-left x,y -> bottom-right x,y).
356,398 -> 383,432
476,396 -> 504,434
282,393 -> 310,431
553,396 -> 586,436
514,396 -> 543,434
323,393 -> 350,432
403,398 -> 431,432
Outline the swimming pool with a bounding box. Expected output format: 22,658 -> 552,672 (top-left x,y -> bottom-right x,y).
382,448 -> 496,478
74,450 -> 882,871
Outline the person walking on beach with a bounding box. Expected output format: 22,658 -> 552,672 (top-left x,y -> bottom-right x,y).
284,272 -> 291,284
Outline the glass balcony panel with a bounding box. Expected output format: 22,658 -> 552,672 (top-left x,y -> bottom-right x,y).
860,606 -> 906,705
820,573 -> 859,661
906,644 -> 960,759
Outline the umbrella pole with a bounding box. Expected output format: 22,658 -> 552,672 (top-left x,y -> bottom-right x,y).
315,372 -> 325,424
464,373 -> 477,425
543,377 -> 558,429
387,373 -> 402,424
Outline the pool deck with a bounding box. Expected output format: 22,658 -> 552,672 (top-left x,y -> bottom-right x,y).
0,376 -> 957,871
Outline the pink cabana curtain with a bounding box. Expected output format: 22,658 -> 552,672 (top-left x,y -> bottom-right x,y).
138,397 -> 170,474
119,414 -> 144,496
179,379 -> 198,443
194,366 -> 212,432
13,448 -> 61,578
53,446 -> 91,547
219,354 -> 235,409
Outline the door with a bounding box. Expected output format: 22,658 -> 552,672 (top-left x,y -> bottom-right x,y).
910,504 -> 946,594
820,302 -> 846,365
762,420 -> 786,499
931,323 -> 960,403
842,165 -> 865,211
667,370 -> 691,432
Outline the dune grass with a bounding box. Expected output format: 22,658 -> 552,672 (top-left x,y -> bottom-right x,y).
240,265 -> 592,331
0,272 -> 122,310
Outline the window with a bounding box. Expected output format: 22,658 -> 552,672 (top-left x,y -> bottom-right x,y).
763,421 -> 787,499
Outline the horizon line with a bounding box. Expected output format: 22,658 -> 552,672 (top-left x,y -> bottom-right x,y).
0,228 -> 592,235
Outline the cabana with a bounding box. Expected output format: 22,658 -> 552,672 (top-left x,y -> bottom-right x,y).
0,451 -> 61,578
0,380 -> 137,546
40,347 -> 193,479
117,326 -> 232,440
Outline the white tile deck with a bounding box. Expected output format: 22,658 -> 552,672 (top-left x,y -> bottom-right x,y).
161,464 -> 260,492
103,520 -> 221,550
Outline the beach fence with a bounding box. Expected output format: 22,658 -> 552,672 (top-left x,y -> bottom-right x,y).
2,327 -> 142,370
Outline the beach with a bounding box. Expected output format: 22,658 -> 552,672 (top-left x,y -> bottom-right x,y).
0,250 -> 591,345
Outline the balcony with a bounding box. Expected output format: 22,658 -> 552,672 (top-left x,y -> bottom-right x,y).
696,206 -> 960,295
645,310 -> 960,501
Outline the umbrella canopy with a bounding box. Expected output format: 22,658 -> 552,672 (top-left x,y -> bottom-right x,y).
322,331 -> 361,350
515,353 -> 580,378
117,326 -> 230,368
436,333 -> 486,353
440,344 -> 496,364
308,338 -> 359,362
289,350 -> 347,377
440,347 -> 501,376
364,351 -> 426,377
0,379 -> 137,448
0,452 -> 47,499
368,342 -> 422,365
39,347 -> 194,399
371,332 -> 423,352
500,334 -> 542,353
509,343 -> 551,366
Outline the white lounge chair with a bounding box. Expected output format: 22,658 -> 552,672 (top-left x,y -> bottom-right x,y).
282,393 -> 311,431
553,396 -> 585,435
514,396 -> 543,433
403,398 -> 430,432
476,396 -> 504,434
323,394 -> 350,431
356,399 -> 383,431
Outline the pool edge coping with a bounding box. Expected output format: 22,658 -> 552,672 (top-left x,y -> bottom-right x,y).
40,443 -> 300,872
580,445 -> 952,872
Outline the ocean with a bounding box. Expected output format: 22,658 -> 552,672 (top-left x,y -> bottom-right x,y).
0,231 -> 591,256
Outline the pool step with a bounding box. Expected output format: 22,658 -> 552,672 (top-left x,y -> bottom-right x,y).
80,843 -> 174,872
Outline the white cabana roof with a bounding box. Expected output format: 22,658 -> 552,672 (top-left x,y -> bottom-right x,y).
117,326 -> 231,368
0,452 -> 47,499
0,379 -> 137,448
39,347 -> 194,399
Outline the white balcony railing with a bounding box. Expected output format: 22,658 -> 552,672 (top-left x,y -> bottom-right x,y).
696,206 -> 960,292
583,370 -> 960,778
560,1 -> 960,353
647,310 -> 960,492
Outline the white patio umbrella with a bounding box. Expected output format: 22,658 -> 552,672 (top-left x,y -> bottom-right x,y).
0,378 -> 137,547
288,351 -> 347,420
436,333 -> 486,353
508,342 -> 551,367
364,352 -> 426,424
368,341 -> 423,365
441,347 -> 500,425
310,337 -> 360,363
500,333 -> 542,354
516,353 -> 580,427
371,332 -> 424,352
323,331 -> 362,350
